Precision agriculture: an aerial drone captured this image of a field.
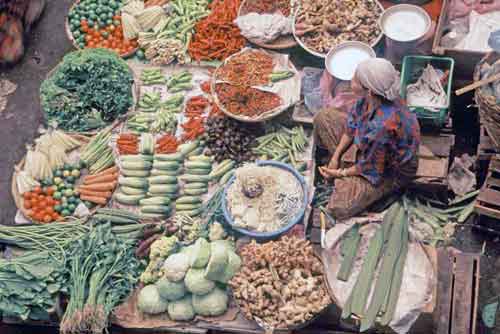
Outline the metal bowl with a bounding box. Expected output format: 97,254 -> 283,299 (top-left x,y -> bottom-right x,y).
325,41 -> 376,81
292,1 -> 384,58
379,4 -> 431,43
222,160 -> 308,240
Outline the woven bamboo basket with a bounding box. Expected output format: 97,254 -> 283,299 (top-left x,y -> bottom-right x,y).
65,0 -> 137,58
230,252 -> 332,333
11,133 -> 115,223
210,49 -> 300,123
474,52 -> 500,149
237,0 -> 298,50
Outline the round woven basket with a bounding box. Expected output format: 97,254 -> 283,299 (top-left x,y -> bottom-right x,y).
291,1 -> 384,58
237,0 -> 298,50
65,0 -> 137,58
474,52 -> 500,149
11,133 -> 113,223
230,252 -> 331,333
210,49 -> 299,123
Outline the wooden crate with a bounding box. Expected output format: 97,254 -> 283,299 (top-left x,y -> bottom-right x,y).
477,125 -> 499,162
434,249 -> 480,334
433,0 -> 486,81
475,155 -> 500,220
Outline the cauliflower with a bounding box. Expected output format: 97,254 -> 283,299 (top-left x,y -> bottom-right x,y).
192,287 -> 229,316
185,268 -> 215,296
150,236 -> 178,260
163,253 -> 190,282
140,258 -> 163,284
190,238 -> 211,268
209,222 -> 227,241
156,278 -> 186,301
168,296 -> 195,321
137,285 -> 168,315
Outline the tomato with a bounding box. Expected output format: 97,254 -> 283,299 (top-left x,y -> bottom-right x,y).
34,213 -> 44,222
113,15 -> 121,21
43,215 -> 52,224
24,201 -> 32,209
46,187 -> 55,196
30,199 -> 38,207
45,207 -> 55,214
38,194 -> 46,200
52,213 -> 60,221
23,192 -> 32,200
38,200 -> 47,208
85,34 -> 93,42
33,186 -> 42,194
54,200 -> 61,206
81,19 -> 88,26
88,41 -> 96,48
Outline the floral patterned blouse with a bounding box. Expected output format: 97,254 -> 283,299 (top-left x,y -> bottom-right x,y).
346,98 -> 420,185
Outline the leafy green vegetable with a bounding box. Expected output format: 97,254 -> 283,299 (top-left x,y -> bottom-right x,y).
40,48 -> 134,132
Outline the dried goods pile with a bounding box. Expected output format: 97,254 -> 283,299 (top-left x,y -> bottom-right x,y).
214,84 -> 282,117
229,236 -> 330,328
40,49 -> 134,132
215,50 -> 275,87
340,201 -> 409,331
226,164 -> 304,232
294,0 -> 382,55
203,116 -> 257,163
188,0 -> 245,61
241,0 -> 292,16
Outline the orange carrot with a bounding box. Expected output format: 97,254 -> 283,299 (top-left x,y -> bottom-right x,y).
85,166 -> 119,181
78,181 -> 117,192
83,173 -> 118,185
80,195 -> 108,205
77,189 -> 112,198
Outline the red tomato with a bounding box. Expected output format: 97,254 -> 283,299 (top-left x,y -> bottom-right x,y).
33,186 -> 42,194
24,201 -> 32,209
23,192 -> 32,200
43,215 -> 52,224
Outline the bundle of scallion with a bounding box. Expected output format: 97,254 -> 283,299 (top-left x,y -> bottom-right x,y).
60,223 -> 142,334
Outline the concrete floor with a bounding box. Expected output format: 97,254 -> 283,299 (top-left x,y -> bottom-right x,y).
1,1 -> 500,333
0,0 -> 73,224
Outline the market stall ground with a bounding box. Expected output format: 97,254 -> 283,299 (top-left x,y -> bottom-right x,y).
1,0 -> 500,333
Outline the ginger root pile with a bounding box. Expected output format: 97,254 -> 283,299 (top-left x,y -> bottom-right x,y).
294,0 -> 382,54
229,236 -> 331,328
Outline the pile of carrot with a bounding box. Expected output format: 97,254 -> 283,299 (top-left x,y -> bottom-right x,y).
156,134 -> 179,154
117,133 -> 139,155
185,95 -> 210,118
201,81 -> 211,94
78,166 -> 119,205
188,0 -> 245,61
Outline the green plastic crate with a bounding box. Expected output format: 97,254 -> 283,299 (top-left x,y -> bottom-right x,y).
400,55 -> 454,128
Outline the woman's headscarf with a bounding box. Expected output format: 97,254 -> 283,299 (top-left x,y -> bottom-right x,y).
355,58 -> 401,101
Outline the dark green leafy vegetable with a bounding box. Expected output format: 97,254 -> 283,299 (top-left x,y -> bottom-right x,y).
40,48 -> 134,132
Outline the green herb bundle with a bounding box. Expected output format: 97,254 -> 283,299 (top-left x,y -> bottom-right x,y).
40,48 -> 134,132
60,223 -> 141,334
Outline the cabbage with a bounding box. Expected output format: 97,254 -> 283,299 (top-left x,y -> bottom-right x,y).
185,268 -> 215,296
156,277 -> 186,301
192,287 -> 228,316
190,238 -> 211,268
168,296 -> 195,321
209,222 -> 227,241
163,253 -> 190,282
137,285 -> 168,315
215,250 -> 241,283
204,242 -> 228,281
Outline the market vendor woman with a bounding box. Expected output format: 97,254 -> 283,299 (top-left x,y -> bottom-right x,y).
314,58 -> 420,219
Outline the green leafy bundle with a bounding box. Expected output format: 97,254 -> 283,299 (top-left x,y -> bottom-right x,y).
0,251 -> 65,321
60,223 -> 141,334
40,48 -> 134,132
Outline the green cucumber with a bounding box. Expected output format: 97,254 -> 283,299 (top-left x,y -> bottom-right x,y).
154,153 -> 184,161
139,197 -> 171,206
121,186 -> 147,196
148,184 -> 179,194
179,174 -> 211,183
140,213 -> 167,219
176,196 -> 202,204
211,159 -> 232,175
153,161 -> 181,170
140,205 -> 172,215
176,207 -> 203,217
150,168 -> 181,176
121,169 -> 151,177
209,161 -> 236,181
178,141 -> 199,156
219,169 -> 235,184
92,214 -> 138,224
148,175 -> 178,185
185,168 -> 211,175
121,161 -> 153,170
184,161 -> 212,170
118,177 -> 148,189
183,188 -> 207,196
120,154 -> 154,162
175,203 -> 201,211
114,192 -> 146,205
188,155 -> 214,162
186,146 -> 204,157
184,182 -> 208,190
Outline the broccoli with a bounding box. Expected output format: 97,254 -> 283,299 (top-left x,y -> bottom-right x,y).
150,236 -> 178,260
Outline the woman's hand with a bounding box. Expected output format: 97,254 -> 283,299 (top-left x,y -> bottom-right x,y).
319,166 -> 343,180
328,154 -> 340,170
